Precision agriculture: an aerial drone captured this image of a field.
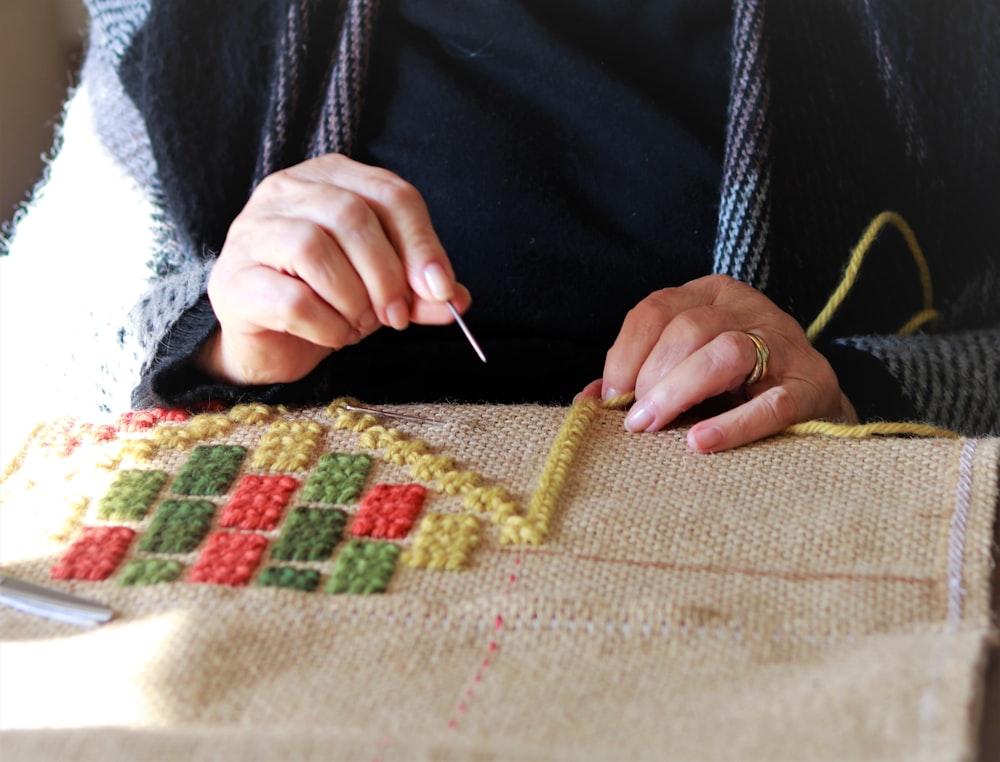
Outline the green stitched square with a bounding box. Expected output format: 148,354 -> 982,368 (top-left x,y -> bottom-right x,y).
256,566 -> 321,592
119,558 -> 183,586
271,507 -> 347,562
326,540 -> 400,594
301,453 -> 372,504
139,500 -> 217,554
172,445 -> 246,496
97,469 -> 168,521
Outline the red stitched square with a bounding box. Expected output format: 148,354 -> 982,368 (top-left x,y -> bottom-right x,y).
351,484 -> 427,540
218,474 -> 299,531
188,531 -> 269,586
51,526 -> 136,581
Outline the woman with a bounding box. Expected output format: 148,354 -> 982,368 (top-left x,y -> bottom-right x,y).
3,0 -> 998,452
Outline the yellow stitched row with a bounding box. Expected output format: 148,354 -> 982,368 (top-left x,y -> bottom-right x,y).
326,399 -> 521,525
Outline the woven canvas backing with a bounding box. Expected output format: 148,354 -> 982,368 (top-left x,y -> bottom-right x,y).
1,402 -> 996,761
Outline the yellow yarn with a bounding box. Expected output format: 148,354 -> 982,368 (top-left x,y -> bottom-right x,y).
599,212 -> 958,441
805,210 -> 937,342
252,420 -> 325,471
784,420 -> 960,439
326,398 -> 521,525
500,396 -> 599,545
228,402 -> 280,425
403,513 -> 481,570
152,413 -> 233,450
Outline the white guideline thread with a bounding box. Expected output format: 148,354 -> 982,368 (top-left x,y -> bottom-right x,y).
918,438 -> 979,751
946,439 -> 979,625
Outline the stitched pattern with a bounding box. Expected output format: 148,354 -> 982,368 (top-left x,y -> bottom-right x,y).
218,475 -> 299,531
271,507 -> 347,561
172,445 -> 247,496
188,531 -> 269,586
97,469 -> 168,521
301,453 -> 372,503
117,407 -> 190,432
153,413 -> 234,451
119,558 -> 184,586
252,420 -> 325,471
327,400 -> 520,524
327,540 -> 401,594
351,484 -> 427,540
403,514 -> 481,570
257,566 -> 322,592
51,526 -> 136,581
227,402 -> 280,426
139,500 -> 217,554
33,399 -> 553,595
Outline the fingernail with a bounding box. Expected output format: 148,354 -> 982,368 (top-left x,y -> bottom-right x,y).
424,262 -> 454,301
603,387 -> 624,402
385,299 -> 410,330
624,400 -> 656,432
689,425 -> 723,452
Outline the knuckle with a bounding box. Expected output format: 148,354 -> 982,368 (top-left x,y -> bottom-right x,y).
328,192 -> 373,233
255,168 -> 297,199
372,173 -> 421,209
706,331 -> 746,372
624,292 -> 672,331
279,224 -> 329,271
758,385 -> 799,426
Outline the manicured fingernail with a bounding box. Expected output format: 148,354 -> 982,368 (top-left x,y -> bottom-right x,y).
689,425 -> 723,452
424,263 -> 454,301
624,401 -> 656,432
386,299 -> 410,330
603,387 -> 624,402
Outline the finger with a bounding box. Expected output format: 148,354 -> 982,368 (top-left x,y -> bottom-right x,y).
410,283 -> 474,325
254,177 -> 414,329
602,285 -> 721,401
624,330 -> 759,433
283,155 -> 459,305
212,264 -> 361,350
686,385 -> 802,453
631,304 -> 740,399
575,379 -> 604,401
226,216 -> 380,334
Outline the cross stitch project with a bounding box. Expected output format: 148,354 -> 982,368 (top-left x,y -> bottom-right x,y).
19,398 -> 542,595
1,398 -> 997,762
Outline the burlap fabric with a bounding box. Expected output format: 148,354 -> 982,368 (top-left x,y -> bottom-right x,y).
1,401 -> 996,761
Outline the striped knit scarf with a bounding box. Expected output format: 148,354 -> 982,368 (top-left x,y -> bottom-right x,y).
259,0 -> 774,293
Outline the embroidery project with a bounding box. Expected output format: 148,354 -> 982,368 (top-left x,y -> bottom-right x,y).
0,399 -> 996,762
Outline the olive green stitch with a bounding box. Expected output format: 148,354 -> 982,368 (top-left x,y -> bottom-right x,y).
301,453 -> 372,504
139,500 -> 217,554
119,558 -> 184,586
172,445 -> 247,496
271,507 -> 347,561
97,469 -> 168,521
326,540 -> 400,594
257,566 -> 321,592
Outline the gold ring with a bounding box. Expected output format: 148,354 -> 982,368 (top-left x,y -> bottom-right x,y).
743,332 -> 770,385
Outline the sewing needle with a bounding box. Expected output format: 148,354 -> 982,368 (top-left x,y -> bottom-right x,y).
343,404 -> 445,425
447,300 -> 487,363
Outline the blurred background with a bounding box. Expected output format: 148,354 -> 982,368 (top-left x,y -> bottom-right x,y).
0,0 -> 88,232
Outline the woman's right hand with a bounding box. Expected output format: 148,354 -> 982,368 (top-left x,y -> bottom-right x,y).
198,153 -> 470,385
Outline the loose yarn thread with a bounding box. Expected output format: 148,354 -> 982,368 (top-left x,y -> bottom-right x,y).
604,211 -> 959,440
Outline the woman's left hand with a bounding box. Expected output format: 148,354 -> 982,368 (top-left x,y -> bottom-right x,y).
578,274 -> 858,452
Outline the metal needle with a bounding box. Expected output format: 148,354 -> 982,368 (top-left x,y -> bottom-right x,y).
343,404 -> 444,425
447,300 -> 487,363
